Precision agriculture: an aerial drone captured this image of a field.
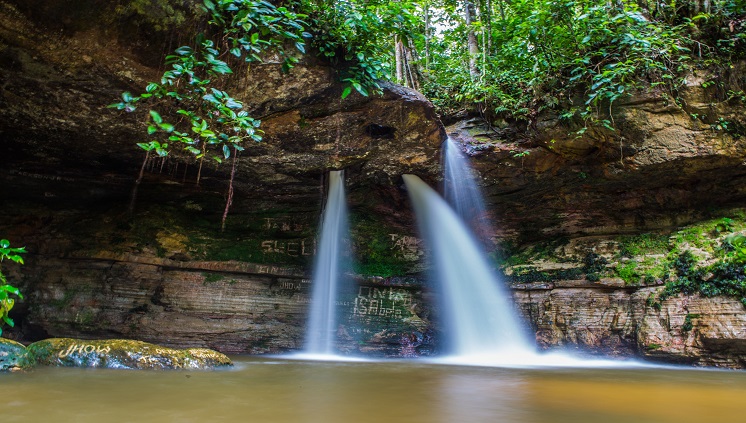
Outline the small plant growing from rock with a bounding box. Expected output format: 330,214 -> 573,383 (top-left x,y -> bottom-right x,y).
0,239 -> 25,337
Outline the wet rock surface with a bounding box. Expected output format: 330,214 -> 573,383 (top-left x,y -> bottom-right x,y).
2,337 -> 232,370
23,338 -> 232,370
0,338 -> 27,371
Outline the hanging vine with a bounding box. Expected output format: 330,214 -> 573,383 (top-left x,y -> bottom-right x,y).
110,0 -> 309,230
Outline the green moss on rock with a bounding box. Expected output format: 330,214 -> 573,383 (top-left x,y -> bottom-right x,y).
0,338 -> 27,371
24,338 -> 232,370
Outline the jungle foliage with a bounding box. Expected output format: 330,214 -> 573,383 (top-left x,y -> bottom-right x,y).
297,0 -> 744,130
417,0 -> 746,127
110,0 -> 745,229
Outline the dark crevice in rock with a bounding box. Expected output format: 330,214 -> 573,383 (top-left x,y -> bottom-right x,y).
365,123 -> 396,139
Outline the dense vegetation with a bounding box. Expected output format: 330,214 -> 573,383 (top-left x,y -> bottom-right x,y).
414,0 -> 746,128
253,1 -> 744,128
113,0 -> 745,172
108,1 -> 744,261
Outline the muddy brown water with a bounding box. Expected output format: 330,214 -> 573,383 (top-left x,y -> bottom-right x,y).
3,357 -> 745,423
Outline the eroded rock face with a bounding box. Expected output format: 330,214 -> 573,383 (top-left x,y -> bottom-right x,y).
0,0 -> 440,356
513,283 -> 746,368
2,0 -> 746,367
448,85 -> 746,243
24,338 -> 232,369
445,76 -> 746,367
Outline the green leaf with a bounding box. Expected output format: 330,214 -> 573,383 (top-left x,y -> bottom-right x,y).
223,144 -> 231,159
149,110 -> 163,124
341,86 -> 352,99
2,315 -> 14,327
147,125 -> 157,135
175,46 -> 193,56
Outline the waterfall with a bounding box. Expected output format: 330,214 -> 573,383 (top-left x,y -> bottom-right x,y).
304,170 -> 349,355
443,138 -> 490,241
403,174 -> 533,362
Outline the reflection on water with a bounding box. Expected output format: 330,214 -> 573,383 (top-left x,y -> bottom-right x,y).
3,357 -> 746,423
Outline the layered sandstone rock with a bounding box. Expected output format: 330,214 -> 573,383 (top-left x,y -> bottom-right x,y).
2,0 -> 746,368
0,0 -> 438,356
513,283 -> 746,368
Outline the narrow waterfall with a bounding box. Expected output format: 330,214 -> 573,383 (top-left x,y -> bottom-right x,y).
403,174 -> 533,361
443,138 -> 490,241
305,170 -> 349,355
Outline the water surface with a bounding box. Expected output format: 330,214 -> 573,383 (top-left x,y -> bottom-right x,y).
3,357 -> 745,423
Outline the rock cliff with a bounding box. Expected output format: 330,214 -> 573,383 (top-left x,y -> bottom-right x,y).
447,76 -> 746,367
2,0 -> 746,367
0,0 -> 440,356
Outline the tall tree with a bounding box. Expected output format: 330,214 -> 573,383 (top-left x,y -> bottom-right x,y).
463,0 -> 479,78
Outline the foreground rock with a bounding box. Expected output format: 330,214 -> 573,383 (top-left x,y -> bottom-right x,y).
0,338 -> 26,371
1,338 -> 232,370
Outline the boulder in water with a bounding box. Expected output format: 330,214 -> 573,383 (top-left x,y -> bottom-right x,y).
23,338 -> 232,370
0,338 -> 27,371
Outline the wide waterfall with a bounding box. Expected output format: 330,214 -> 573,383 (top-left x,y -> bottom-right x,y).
304,170 -> 349,356
403,174 -> 534,363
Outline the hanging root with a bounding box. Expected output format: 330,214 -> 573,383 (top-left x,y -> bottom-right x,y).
128,151 -> 150,216
221,148 -> 238,232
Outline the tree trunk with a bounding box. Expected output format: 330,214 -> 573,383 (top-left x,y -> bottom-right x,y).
486,0 -> 492,54
424,2 -> 431,72
403,40 -> 420,91
464,0 -> 479,78
395,35 -> 405,85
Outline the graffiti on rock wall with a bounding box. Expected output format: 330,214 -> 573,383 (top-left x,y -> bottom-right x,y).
278,278 -> 312,292
263,218 -> 309,233
388,234 -> 423,260
353,286 -> 414,318
58,344 -> 112,358
261,238 -> 316,257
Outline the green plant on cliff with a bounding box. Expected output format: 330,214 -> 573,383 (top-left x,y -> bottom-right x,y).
110,0 -> 308,231
656,216 -> 746,306
0,239 -> 25,337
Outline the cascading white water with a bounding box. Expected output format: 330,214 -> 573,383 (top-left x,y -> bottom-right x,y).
304,170 -> 349,356
443,138 -> 490,241
403,174 -> 533,362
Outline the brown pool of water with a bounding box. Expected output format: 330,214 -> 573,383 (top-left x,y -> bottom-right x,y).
2,357 -> 745,423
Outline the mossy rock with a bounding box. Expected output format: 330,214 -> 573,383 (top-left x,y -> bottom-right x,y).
24,338 -> 232,370
0,338 -> 27,371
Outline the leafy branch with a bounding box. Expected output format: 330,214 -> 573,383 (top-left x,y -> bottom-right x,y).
110,0 -> 308,230
0,239 -> 25,337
